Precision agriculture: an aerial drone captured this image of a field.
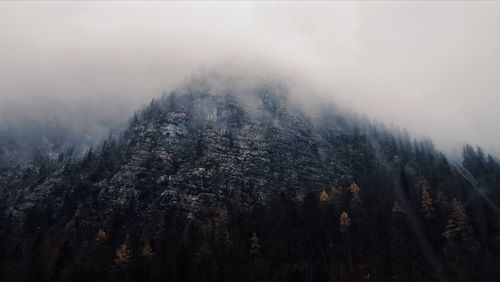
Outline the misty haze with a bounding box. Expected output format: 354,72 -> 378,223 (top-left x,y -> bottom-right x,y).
0,2 -> 499,282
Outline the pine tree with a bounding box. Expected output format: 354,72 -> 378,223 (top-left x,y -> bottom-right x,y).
194,239 -> 217,281
339,211 -> 351,234
249,232 -> 260,257
214,205 -> 229,227
330,182 -> 342,208
214,205 -> 233,247
435,190 -> 448,208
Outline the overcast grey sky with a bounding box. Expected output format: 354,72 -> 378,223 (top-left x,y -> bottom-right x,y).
0,1 -> 499,157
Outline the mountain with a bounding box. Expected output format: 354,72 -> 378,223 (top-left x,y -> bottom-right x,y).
0,77 -> 499,282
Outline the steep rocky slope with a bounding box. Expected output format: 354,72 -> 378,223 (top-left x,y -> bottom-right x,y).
2,82 -> 374,219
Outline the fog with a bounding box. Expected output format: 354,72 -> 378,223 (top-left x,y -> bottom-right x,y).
1,2 -> 499,157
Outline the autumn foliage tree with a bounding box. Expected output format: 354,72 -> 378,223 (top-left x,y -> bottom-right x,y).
442,199 -> 480,280
443,199 -> 478,249
339,211 -> 351,234
319,190 -> 331,204
141,243 -> 154,258
419,177 -> 434,218
95,229 -> 108,242
349,182 -> 362,207
115,241 -> 132,267
392,201 -> 403,217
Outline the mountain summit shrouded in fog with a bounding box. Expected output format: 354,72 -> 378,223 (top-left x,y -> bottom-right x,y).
1,2 -> 500,156
1,75 -> 500,281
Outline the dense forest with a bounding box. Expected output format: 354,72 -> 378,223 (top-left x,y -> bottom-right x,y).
0,81 -> 499,282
